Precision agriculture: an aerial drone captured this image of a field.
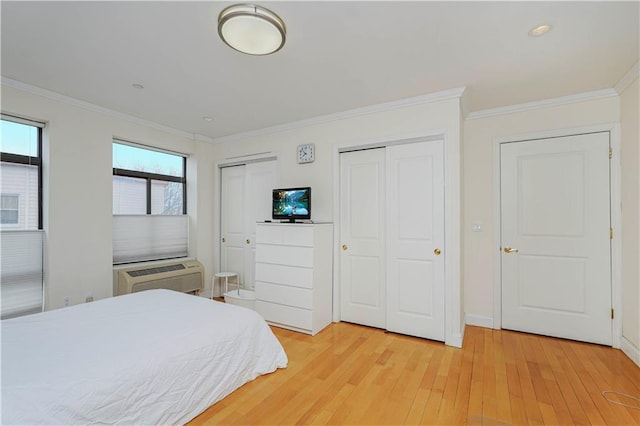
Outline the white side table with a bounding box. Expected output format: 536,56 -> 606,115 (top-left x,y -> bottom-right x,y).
214,272 -> 238,298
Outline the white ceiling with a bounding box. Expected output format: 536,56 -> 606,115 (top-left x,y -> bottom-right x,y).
1,1 -> 638,141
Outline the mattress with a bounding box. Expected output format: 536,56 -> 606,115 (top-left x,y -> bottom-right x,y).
1,289 -> 288,424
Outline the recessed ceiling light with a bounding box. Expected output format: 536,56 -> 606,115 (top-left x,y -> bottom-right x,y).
202,116 -> 214,122
132,83 -> 144,89
528,24 -> 551,37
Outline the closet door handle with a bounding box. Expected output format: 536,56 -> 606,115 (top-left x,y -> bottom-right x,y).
222,237 -> 226,243
246,239 -> 251,244
342,244 -> 348,251
434,248 -> 441,256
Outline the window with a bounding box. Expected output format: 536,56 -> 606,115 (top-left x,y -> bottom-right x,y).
113,141 -> 186,215
112,141 -> 188,264
1,194 -> 20,224
1,115 -> 44,319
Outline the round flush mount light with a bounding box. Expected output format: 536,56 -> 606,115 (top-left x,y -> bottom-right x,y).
132,83 -> 144,89
202,116 -> 214,122
218,4 -> 286,55
528,24 -> 552,37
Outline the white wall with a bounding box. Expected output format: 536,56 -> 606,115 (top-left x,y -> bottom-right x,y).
211,96 -> 464,346
463,97 -> 620,324
620,76 -> 640,359
1,84 -> 216,310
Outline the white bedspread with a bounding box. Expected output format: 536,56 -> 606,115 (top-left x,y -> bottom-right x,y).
1,289 -> 288,425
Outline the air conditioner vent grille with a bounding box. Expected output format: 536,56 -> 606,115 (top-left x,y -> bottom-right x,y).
127,264 -> 185,277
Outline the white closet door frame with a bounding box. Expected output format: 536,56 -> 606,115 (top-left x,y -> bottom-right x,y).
332,132 -> 463,348
213,153 -> 278,296
492,124 -> 622,348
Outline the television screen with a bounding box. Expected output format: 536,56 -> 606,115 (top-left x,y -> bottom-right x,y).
272,187 -> 311,222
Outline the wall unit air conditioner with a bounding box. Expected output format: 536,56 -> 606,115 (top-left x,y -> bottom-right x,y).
117,260 -> 204,296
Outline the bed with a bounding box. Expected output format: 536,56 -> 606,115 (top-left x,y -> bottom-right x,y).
1,289 -> 288,424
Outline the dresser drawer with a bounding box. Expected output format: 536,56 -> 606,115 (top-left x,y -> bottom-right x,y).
255,300 -> 312,331
255,263 -> 313,289
256,224 -> 314,247
256,245 -> 313,268
255,281 -> 312,309
282,226 -> 314,246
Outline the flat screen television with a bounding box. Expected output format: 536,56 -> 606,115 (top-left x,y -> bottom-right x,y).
272,187 -> 311,222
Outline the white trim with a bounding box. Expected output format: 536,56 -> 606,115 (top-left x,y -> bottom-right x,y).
213,87 -> 466,145
465,313 -> 494,329
492,123 -> 623,348
621,336 -> 640,367
448,322 -> 465,348
467,89 -> 618,120
217,152 -> 278,168
614,61 -> 640,95
610,124 -> 623,349
1,77 -> 215,144
332,129 -> 463,348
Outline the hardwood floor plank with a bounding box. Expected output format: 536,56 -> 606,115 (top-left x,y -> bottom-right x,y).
189,324 -> 640,425
491,330 -> 512,425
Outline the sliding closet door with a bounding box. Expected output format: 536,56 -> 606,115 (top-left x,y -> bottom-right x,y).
220,160 -> 276,290
221,165 -> 246,285
386,140 -> 445,340
243,161 -> 276,289
338,140 -> 446,341
339,148 -> 386,329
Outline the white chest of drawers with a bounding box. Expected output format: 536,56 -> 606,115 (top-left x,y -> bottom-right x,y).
255,223 -> 333,335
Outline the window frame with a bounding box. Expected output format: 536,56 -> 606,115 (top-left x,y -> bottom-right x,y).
112,141 -> 187,215
0,115 -> 43,229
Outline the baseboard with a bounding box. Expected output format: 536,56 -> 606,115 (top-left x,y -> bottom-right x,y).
465,313 -> 494,329
621,336 -> 640,367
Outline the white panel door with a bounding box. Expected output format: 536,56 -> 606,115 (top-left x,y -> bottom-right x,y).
221,165 -> 246,284
386,141 -> 445,340
220,160 -> 277,290
501,132 -> 612,345
244,161 -> 276,289
339,148 -> 386,329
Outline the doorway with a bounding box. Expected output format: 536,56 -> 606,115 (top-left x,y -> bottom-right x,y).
499,131 -> 613,345
339,139 -> 446,341
220,160 -> 277,290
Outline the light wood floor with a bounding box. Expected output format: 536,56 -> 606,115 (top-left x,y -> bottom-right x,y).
190,323 -> 640,425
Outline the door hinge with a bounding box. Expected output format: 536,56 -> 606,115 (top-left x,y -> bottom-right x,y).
610,228 -> 614,240
609,148 -> 613,159
611,308 -> 614,319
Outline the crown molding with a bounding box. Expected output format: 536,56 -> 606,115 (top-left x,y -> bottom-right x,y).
614,61 -> 639,95
467,88 -> 619,120
213,87 -> 466,144
1,77 -> 215,144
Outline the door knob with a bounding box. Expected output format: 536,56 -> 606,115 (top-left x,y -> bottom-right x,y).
503,246 -> 519,253
222,237 -> 226,243
434,248 -> 441,256
246,239 -> 251,244
342,244 -> 348,251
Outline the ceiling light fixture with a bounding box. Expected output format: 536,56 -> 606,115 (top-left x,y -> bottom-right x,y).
202,116 -> 214,122
218,4 -> 286,55
132,83 -> 144,89
528,24 -> 552,37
